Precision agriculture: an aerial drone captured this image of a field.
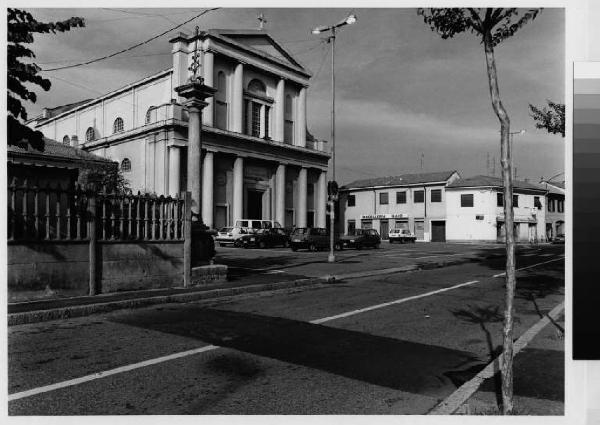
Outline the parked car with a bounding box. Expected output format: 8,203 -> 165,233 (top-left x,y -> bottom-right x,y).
235,219 -> 282,231
238,228 -> 290,249
214,226 -> 251,247
388,228 -> 416,244
340,228 -> 381,249
289,227 -> 341,251
552,234 -> 565,244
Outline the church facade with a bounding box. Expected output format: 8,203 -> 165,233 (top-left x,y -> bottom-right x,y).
31,29 -> 330,230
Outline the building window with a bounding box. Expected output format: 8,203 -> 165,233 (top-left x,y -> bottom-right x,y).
284,94 -> 294,144
396,191 -> 406,204
414,190 -> 424,203
215,71 -> 228,130
534,196 -> 542,209
548,199 -> 554,212
145,107 -> 156,124
85,127 -> 95,142
347,194 -> 356,207
461,194 -> 474,207
113,117 -> 124,134
558,199 -> 564,213
379,192 -> 389,205
251,102 -> 261,137
361,219 -> 372,229
62,135 -> 70,145
121,158 -> 131,172
431,189 -> 442,202
497,192 -> 504,207
513,195 -> 519,207
264,106 -> 271,139
347,220 -> 356,234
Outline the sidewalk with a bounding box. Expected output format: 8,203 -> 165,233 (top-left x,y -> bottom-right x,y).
8,251 -> 495,326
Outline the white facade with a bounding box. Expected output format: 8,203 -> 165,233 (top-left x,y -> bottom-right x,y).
446,183 -> 548,242
339,171 -> 460,241
32,29 -> 329,230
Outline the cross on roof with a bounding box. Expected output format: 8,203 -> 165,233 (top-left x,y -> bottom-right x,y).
258,13 -> 267,30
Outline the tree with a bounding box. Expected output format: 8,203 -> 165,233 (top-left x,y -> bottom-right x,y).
529,100 -> 565,137
417,8 -> 541,415
8,8 -> 84,150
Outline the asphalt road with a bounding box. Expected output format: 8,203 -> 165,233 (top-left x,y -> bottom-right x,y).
8,242 -> 565,415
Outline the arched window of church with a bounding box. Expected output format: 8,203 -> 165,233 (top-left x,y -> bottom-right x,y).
62,135 -> 70,145
215,71 -> 228,130
113,117 -> 124,134
121,158 -> 131,173
145,107 -> 156,124
284,94 -> 294,144
85,127 -> 95,142
247,79 -> 266,96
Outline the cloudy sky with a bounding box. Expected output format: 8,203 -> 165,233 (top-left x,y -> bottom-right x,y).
22,7 -> 565,185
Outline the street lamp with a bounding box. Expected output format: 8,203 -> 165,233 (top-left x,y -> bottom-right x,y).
509,129 -> 526,179
311,13 -> 357,263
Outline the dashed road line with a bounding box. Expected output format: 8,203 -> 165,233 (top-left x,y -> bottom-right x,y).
9,255 -> 564,403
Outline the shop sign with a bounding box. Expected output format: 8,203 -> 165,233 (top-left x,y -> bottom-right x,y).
360,213 -> 408,220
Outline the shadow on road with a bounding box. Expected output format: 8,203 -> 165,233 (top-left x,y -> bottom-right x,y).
113,306 -> 486,398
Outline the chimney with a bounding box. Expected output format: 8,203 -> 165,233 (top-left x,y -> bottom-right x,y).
42,108 -> 50,119
71,135 -> 79,147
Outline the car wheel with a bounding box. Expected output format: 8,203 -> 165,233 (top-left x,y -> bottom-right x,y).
309,243 -> 317,252
284,240 -> 290,248
356,244 -> 362,250
334,242 -> 342,251
375,242 -> 381,249
291,245 -> 298,252
258,241 -> 266,249
233,240 -> 242,248
219,243 -> 225,247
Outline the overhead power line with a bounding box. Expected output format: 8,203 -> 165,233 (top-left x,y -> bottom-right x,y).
40,7 -> 220,72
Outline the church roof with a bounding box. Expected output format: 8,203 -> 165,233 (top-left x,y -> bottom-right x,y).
8,137 -> 114,168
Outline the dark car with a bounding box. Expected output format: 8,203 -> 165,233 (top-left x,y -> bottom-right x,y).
340,228 -> 381,249
238,228 -> 290,249
289,227 -> 341,251
551,234 -> 565,244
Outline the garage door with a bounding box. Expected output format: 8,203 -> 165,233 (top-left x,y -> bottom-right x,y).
431,221 -> 446,242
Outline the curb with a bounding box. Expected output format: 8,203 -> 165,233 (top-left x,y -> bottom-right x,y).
8,253 -> 502,326
428,301 -> 565,415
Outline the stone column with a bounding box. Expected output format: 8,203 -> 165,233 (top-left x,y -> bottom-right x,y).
202,151 -> 214,228
297,167 -> 307,227
275,78 -> 285,142
233,156 -> 244,225
296,87 -> 307,147
275,164 -> 286,226
232,63 -> 244,133
202,51 -> 214,127
168,146 -> 181,197
317,170 -> 327,228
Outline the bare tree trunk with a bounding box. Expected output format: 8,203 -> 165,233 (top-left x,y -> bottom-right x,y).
483,31 -> 516,415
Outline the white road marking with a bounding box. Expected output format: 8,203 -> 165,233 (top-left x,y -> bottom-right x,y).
8,345 -> 220,402
430,301 -> 565,415
309,280 -> 480,324
414,253 -> 466,260
265,270 -> 285,274
492,256 -> 564,277
9,255 -> 564,402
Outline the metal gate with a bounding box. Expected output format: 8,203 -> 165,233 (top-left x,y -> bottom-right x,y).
431,220 -> 446,242
380,220 -> 389,240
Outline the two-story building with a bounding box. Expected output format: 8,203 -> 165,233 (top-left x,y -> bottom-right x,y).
445,175 -> 548,243
338,171 -> 461,241
539,180 -> 565,241
30,29 -> 330,230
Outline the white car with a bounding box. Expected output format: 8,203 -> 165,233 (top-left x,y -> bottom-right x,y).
388,228 -> 416,243
215,226 -> 251,247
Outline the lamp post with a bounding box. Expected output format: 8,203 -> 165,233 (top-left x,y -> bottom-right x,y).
509,129 -> 526,179
312,13 -> 357,263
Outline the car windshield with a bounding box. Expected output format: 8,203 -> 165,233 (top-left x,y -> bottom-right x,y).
350,229 -> 364,235
220,227 -> 233,233
255,229 -> 267,235
292,228 -> 308,235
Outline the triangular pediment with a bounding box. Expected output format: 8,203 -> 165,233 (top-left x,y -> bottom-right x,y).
209,30 -> 305,71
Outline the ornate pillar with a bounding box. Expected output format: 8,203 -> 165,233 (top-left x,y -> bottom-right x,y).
297,167 -> 307,227
202,151 -> 214,228
317,170 -> 327,228
233,156 -> 244,225
275,164 -> 286,226
202,51 -> 214,127
275,78 -> 285,142
232,63 -> 244,133
168,146 -> 181,197
296,87 -> 307,147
